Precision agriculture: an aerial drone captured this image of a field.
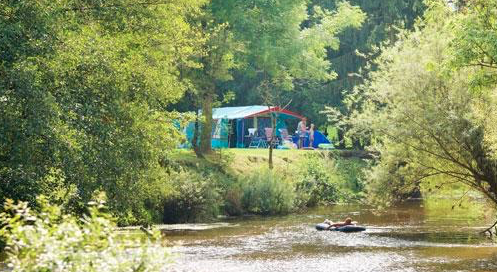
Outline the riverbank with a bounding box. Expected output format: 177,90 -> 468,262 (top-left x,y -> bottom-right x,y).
161,149 -> 368,224
170,148 -> 368,188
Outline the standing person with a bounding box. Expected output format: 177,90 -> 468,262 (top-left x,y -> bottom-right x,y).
309,124 -> 315,148
297,118 -> 307,149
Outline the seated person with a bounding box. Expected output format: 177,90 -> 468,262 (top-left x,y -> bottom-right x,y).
323,217 -> 353,229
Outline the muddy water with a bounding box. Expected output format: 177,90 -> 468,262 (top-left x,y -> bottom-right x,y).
165,199 -> 497,272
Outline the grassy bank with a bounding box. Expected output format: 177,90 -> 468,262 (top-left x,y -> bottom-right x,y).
170,149 -> 313,174
164,148 -> 368,223
171,149 -> 368,177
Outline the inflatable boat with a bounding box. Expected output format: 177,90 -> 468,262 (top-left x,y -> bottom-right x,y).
315,223 -> 366,232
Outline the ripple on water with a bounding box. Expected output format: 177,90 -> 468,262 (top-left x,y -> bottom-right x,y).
170,251 -> 418,272
171,223 -> 495,260
165,201 -> 497,272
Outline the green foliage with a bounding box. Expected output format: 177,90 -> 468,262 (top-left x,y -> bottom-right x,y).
346,2 -> 497,207
316,0 -> 426,147
364,145 -> 421,207
162,150 -> 366,218
163,169 -> 221,223
334,156 -> 367,194
0,196 -> 171,271
293,153 -> 367,206
223,183 -> 244,216
223,0 -> 425,131
212,0 -> 365,111
2,0 -> 427,225
294,154 -> 340,207
189,11 -> 243,155
0,0 -> 207,224
448,0 -> 497,157
240,169 -> 295,215
450,0 -> 497,89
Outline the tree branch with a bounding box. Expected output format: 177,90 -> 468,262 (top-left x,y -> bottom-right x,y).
480,219 -> 497,236
59,1 -> 174,12
401,111 -> 477,175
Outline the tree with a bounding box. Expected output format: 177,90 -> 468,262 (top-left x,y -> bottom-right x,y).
192,16 -> 241,156
0,0 -> 61,207
0,196 -> 171,271
449,0 -> 497,158
223,0 -> 425,147
305,0 -> 425,129
345,1 -> 497,218
214,0 -> 365,168
0,0 -> 207,224
450,0 -> 497,88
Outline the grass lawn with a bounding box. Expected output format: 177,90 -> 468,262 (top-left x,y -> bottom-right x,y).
170,148 -> 321,175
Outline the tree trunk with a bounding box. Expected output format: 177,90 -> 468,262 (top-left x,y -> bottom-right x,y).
192,110 -> 203,158
337,128 -> 345,149
200,92 -> 213,154
268,113 -> 276,169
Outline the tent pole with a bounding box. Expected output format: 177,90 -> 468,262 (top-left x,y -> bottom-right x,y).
241,119 -> 245,148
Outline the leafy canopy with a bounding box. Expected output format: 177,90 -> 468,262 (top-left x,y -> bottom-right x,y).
345,1 -> 497,207
0,0 -> 207,224
213,0 -> 366,90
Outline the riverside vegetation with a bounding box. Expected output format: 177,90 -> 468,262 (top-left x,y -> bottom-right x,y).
163,150 -> 367,223
0,195 -> 171,272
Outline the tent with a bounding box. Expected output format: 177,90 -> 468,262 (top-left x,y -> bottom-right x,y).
184,105 -> 331,149
185,106 -> 304,148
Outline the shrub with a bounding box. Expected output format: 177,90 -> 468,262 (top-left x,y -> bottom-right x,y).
294,154 -> 340,207
334,157 -> 367,194
162,169 -> 221,223
223,183 -> 244,216
0,195 -> 171,272
241,169 -> 295,215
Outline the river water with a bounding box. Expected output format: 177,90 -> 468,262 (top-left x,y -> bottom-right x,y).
165,199 -> 497,272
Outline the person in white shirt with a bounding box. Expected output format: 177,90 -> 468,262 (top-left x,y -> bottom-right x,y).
297,118 -> 307,148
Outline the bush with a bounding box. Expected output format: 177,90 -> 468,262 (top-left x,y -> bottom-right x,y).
294,154 -> 340,207
162,169 -> 221,223
334,157 -> 367,194
223,183 -> 244,216
240,169 -> 295,215
0,195 -> 171,272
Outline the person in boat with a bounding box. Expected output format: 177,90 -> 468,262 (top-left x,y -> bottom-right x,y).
323,217 -> 353,229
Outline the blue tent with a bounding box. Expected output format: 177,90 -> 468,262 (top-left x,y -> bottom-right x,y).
291,130 -> 331,149
184,105 -> 331,149
185,106 -> 304,148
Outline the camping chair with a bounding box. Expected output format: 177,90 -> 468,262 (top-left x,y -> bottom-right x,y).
264,127 -> 280,148
245,128 -> 256,148
248,129 -> 267,148
278,128 -> 293,143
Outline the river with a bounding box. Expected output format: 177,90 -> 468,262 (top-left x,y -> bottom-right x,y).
164,199 -> 497,272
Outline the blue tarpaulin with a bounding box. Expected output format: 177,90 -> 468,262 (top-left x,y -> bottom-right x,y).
292,131 -> 331,148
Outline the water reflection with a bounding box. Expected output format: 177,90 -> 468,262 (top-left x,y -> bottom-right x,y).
166,199 -> 497,272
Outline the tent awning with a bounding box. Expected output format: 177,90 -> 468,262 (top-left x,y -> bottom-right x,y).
212,105 -> 304,120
